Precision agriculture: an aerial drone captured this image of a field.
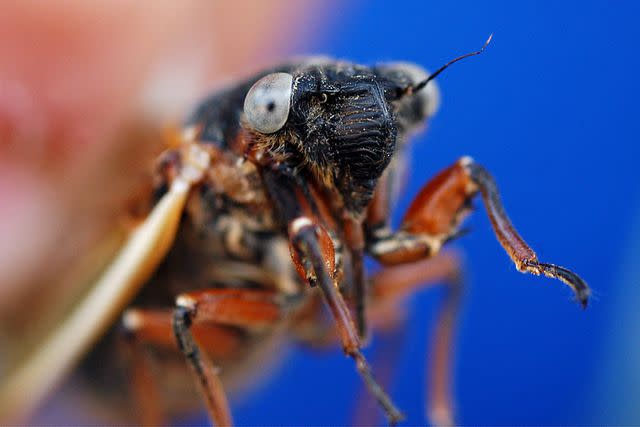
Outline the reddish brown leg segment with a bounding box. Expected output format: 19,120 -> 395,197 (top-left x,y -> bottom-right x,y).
464,159 -> 590,306
289,217 -> 404,425
173,309 -> 232,427
171,289 -> 285,427
344,216 -> 369,341
366,157 -> 590,424
292,252 -> 463,426
371,251 -> 463,427
121,307 -> 247,426
371,157 -> 589,307
121,312 -> 170,426
352,318 -> 407,427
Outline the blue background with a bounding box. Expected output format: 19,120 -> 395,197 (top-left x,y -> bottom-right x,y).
190,0 -> 640,425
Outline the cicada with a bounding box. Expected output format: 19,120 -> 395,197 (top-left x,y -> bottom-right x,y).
0,37 -> 589,426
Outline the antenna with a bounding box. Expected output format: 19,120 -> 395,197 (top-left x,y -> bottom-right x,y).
411,34 -> 493,94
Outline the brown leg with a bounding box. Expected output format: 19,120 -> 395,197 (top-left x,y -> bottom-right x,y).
465,160 -> 589,306
172,289 -> 285,427
351,311 -> 407,427
288,217 -> 404,424
344,217 -> 369,341
173,310 -> 232,427
121,289 -> 285,427
299,252 -> 463,426
371,251 -> 463,427
368,157 -> 589,306
121,307 -> 247,426
120,309 -> 173,426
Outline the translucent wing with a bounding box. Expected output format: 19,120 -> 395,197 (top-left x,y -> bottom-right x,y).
0,178 -> 192,421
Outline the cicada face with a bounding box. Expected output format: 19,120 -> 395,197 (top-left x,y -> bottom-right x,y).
240,60 -> 440,213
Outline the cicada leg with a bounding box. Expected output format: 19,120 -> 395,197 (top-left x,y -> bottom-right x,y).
288,216 -> 405,425
120,288 -> 287,427
369,157 -> 588,306
171,289 -> 286,427
370,251 -> 464,427
291,251 -> 463,426
366,157 -> 590,425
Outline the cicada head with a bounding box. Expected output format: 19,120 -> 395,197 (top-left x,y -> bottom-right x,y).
242,59 -> 440,214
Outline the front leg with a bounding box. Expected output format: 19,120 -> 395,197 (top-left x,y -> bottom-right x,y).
288,217 -> 404,425
262,166 -> 404,424
368,157 -> 590,306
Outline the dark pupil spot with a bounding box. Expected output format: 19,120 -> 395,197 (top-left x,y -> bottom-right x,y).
266,101 -> 276,112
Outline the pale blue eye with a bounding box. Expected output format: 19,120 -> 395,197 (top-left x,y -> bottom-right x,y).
243,72 -> 293,134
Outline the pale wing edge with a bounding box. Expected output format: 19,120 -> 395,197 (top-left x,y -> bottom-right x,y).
0,180 -> 191,421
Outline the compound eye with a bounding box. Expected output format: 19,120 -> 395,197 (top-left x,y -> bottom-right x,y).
401,63 -> 440,117
379,62 -> 441,118
243,72 -> 293,134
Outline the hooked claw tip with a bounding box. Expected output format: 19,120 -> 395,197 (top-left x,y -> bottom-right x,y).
524,261 -> 590,310
556,265 -> 590,309
576,285 -> 591,309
